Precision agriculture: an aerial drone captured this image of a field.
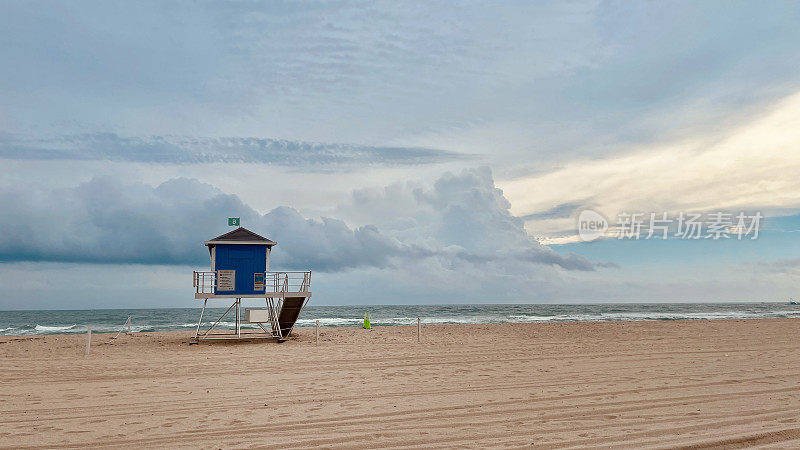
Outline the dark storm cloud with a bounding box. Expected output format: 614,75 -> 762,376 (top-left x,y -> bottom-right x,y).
0,177 -> 411,270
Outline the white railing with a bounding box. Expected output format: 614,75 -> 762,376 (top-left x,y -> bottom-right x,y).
193,271 -> 216,294
268,271 -> 312,293
193,270 -> 311,294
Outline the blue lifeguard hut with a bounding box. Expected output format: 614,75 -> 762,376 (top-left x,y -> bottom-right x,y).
192,225 -> 311,342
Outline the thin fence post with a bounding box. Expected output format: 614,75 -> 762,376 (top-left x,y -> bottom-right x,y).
86,326 -> 92,355
315,320 -> 319,345
126,316 -> 131,334
417,317 -> 421,343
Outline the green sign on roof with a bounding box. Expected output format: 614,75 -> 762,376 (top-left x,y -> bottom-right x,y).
228,217 -> 240,226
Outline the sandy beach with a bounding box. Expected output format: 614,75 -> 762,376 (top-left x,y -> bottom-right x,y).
1,319 -> 800,448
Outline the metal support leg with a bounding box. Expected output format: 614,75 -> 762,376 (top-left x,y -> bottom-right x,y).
201,300 -> 237,339
237,298 -> 241,338
266,297 -> 282,339
272,297 -> 283,340
194,299 -> 207,339
266,298 -> 275,336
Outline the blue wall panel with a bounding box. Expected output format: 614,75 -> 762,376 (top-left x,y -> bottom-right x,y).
213,244 -> 267,296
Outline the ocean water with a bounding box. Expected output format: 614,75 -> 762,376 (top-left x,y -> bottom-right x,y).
0,303 -> 798,335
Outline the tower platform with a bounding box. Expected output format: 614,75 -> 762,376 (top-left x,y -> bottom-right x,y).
191,271 -> 311,342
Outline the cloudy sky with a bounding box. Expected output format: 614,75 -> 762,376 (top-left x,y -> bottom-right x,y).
1,1 -> 800,309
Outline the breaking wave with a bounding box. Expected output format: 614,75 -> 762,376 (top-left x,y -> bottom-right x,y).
1,303 -> 798,335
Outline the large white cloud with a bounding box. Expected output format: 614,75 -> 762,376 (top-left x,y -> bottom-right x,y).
0,168 -> 600,273
335,167 -> 598,270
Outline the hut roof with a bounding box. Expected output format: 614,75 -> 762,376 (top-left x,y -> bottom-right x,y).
205,227 -> 277,247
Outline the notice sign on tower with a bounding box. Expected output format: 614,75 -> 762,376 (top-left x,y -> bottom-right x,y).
217,270 -> 235,291
254,272 -> 265,291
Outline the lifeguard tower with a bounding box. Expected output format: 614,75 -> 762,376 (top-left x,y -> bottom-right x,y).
192,225 -> 311,342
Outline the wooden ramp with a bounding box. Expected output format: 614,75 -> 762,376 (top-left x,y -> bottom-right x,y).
277,296 -> 307,338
